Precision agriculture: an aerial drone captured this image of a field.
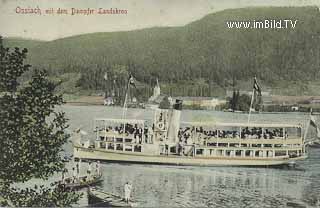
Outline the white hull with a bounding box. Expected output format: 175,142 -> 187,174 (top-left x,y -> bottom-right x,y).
74,146 -> 307,167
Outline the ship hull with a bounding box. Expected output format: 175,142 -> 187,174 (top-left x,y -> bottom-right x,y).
74,146 -> 307,167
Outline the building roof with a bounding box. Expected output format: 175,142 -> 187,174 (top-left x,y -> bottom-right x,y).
226,90 -> 271,97
105,97 -> 113,101
173,96 -> 218,101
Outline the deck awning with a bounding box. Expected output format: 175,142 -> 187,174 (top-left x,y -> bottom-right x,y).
181,121 -> 302,128
95,118 -> 146,125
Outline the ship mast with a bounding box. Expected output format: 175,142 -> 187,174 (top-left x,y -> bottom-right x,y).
122,78 -> 130,134
122,74 -> 135,133
247,87 -> 255,124
247,76 -> 261,124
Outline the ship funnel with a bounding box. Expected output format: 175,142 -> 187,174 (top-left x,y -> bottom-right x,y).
167,99 -> 182,143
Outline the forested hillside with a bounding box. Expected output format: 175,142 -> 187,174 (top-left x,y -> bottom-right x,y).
3,6 -> 320,100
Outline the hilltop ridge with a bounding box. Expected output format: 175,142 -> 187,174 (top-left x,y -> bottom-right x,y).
3,6 -> 320,97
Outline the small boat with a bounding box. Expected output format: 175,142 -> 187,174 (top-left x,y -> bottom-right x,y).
88,188 -> 137,207
60,173 -> 103,189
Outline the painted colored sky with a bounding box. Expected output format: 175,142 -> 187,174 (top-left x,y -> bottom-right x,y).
0,0 -> 319,40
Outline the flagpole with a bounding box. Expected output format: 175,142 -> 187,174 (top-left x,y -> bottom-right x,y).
122,85 -> 129,119
304,109 -> 312,140
247,88 -> 255,124
122,79 -> 130,134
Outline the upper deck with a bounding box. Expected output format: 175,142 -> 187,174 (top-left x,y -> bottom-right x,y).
182,121 -> 302,129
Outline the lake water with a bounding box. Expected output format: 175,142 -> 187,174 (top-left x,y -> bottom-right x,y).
61,105 -> 320,207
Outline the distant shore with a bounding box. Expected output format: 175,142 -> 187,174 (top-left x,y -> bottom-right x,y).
64,95 -> 320,114
65,95 -> 104,106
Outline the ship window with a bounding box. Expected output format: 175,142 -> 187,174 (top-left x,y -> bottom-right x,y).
275,151 -> 286,156
100,142 -> 106,148
116,138 -> 123,143
225,150 -> 231,156
124,138 -> 132,143
229,143 -> 238,147
264,144 -> 272,148
241,144 -> 247,147
255,151 -> 260,157
207,142 -> 217,147
125,145 -> 133,151
216,150 -> 223,156
252,144 -> 262,148
106,137 -> 114,142
170,146 -> 176,154
134,145 -> 141,152
218,143 -> 228,147
245,150 -> 251,156
116,144 -> 123,151
196,149 -> 204,155
99,136 -> 105,141
235,150 -> 242,156
107,143 -> 114,150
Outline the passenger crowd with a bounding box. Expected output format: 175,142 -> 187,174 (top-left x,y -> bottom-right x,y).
101,123 -> 153,144
177,126 -> 288,144
98,123 -> 288,145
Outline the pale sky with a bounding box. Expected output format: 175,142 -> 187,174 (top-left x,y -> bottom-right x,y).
0,0 -> 319,40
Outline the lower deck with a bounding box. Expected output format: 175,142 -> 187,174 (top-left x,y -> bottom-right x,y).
73,145 -> 307,167
93,139 -> 305,160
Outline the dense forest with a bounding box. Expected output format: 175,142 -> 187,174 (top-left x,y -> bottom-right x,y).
3,6 -> 320,101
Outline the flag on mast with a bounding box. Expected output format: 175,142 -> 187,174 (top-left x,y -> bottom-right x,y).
310,114 -> 320,138
128,74 -> 136,88
253,77 -> 261,96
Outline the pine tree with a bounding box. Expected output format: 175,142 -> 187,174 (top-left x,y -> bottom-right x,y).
0,37 -> 80,206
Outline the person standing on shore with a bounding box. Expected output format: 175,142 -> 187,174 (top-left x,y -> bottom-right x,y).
124,182 -> 132,204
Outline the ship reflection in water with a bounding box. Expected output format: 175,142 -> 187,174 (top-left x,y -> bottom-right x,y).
83,148 -> 319,207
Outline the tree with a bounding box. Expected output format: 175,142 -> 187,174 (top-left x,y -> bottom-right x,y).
0,37 -> 80,206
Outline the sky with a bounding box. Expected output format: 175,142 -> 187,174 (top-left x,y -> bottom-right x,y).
0,0 -> 319,41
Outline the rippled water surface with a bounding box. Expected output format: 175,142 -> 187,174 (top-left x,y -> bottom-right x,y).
61,106 -> 320,207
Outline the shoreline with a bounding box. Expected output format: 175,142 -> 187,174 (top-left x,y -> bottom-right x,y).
64,95 -> 320,114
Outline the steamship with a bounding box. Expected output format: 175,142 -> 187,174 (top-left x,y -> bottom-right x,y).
73,99 -> 309,167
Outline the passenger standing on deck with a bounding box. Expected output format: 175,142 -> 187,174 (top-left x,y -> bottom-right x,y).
124,182 -> 132,204
87,162 -> 92,179
61,168 -> 67,183
72,167 -> 77,183
76,163 -> 80,180
95,161 -> 100,175
148,126 -> 153,143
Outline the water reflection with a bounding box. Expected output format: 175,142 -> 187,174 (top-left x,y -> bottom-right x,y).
89,161 -> 315,207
